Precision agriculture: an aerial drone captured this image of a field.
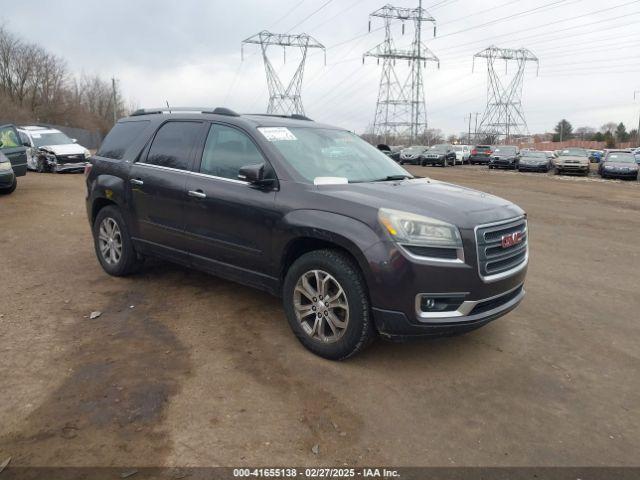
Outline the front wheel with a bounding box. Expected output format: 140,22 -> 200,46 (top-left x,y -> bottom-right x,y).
93,205 -> 143,276
283,249 -> 375,360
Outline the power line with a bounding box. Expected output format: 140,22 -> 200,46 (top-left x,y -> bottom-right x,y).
269,0 -> 308,29
286,0 -> 334,33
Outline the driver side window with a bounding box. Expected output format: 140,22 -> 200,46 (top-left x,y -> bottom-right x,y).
0,126 -> 20,149
200,124 -> 265,180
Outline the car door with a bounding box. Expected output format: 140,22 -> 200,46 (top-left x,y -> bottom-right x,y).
184,122 -> 278,289
0,124 -> 28,176
128,120 -> 206,263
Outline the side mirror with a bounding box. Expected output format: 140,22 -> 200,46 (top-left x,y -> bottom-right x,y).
71,138 -> 78,143
238,163 -> 276,188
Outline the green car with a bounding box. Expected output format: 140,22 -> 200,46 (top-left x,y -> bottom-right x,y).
0,124 -> 28,194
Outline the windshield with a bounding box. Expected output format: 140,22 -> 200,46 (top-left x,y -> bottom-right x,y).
404,146 -> 427,153
559,148 -> 587,157
430,144 -> 450,152
263,127 -> 412,183
606,153 -> 634,163
30,131 -> 73,147
522,152 -> 546,158
493,146 -> 516,154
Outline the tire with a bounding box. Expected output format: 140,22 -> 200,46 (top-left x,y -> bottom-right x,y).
420,160 -> 427,167
282,249 -> 375,360
488,165 -> 493,169
92,205 -> 143,276
399,160 -> 404,165
0,178 -> 17,194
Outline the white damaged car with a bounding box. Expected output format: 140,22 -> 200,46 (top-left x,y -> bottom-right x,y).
18,125 -> 90,173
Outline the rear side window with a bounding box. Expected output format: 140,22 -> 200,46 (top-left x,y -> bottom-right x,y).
0,125 -> 20,149
146,121 -> 203,171
98,121 -> 149,160
200,124 -> 264,179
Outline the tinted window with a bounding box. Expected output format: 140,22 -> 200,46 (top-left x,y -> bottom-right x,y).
98,121 -> 150,160
146,121 -> 202,170
0,126 -> 20,149
200,124 -> 264,179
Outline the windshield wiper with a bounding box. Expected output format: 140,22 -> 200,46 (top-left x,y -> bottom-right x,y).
376,175 -> 413,181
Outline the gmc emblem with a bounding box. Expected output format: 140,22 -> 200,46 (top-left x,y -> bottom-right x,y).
501,231 -> 523,249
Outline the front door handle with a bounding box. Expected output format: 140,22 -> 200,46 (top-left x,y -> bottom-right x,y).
130,178 -> 144,186
188,189 -> 207,199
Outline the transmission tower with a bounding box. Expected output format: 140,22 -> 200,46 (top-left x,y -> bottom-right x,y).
364,1 -> 439,144
242,31 -> 325,116
473,46 -> 539,143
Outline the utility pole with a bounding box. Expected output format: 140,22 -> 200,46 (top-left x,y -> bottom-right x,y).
111,78 -> 118,125
472,47 -> 538,144
364,3 -> 439,144
242,31 -> 325,115
474,112 -> 479,143
467,113 -> 472,144
560,121 -> 564,143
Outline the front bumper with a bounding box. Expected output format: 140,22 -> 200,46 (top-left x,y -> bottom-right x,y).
519,163 -> 548,172
469,155 -> 490,163
364,229 -> 528,339
557,164 -> 588,173
490,159 -> 516,168
422,156 -> 445,164
54,161 -> 87,173
601,169 -> 638,178
0,169 -> 16,188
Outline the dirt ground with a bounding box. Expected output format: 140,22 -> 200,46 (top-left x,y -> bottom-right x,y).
1,165 -> 639,468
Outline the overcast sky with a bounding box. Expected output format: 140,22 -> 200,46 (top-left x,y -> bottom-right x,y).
5,0 -> 640,136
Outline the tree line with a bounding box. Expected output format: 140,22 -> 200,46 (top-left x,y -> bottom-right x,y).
0,26 -> 129,135
553,119 -> 639,147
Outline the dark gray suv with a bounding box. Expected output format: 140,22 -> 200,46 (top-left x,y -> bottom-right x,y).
85,108 -> 528,359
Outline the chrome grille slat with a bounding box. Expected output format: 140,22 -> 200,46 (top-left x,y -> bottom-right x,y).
475,217 -> 528,282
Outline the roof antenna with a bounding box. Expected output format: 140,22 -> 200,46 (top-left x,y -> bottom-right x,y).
165,100 -> 171,113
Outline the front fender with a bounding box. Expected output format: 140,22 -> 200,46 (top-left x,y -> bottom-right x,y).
277,209 -> 382,286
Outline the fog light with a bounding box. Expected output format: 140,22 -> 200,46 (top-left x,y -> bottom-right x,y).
419,295 -> 465,313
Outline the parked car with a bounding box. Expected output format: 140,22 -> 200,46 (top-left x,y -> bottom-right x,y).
452,144 -> 471,165
398,145 -> 429,165
553,148 -> 590,176
421,144 -> 456,167
376,144 -> 402,162
85,107 -> 528,360
469,145 -> 493,165
0,124 -> 28,194
598,151 -> 639,180
19,125 -> 90,173
518,151 -> 551,173
542,151 -> 556,161
489,145 -> 520,169
588,150 -> 603,163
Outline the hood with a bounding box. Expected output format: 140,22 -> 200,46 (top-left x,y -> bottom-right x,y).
38,143 -> 86,156
556,155 -> 588,164
604,162 -> 638,169
311,178 -> 524,229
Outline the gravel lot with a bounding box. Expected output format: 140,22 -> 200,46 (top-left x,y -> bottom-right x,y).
1,166 -> 639,467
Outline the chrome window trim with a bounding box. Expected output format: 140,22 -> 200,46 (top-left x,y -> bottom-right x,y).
135,162 -> 249,185
474,215 -> 528,283
415,283 -> 525,322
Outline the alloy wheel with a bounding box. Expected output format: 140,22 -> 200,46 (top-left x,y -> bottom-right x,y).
293,269 -> 349,343
98,217 -> 123,265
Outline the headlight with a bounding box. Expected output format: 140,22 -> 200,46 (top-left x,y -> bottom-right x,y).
0,161 -> 12,171
378,208 -> 462,248
84,149 -> 91,159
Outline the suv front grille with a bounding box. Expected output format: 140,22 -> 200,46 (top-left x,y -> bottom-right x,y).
475,217 -> 528,281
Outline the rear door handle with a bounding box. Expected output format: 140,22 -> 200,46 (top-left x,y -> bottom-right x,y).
188,189 -> 207,199
130,178 -> 144,186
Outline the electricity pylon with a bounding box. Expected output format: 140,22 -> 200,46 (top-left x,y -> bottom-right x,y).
473,46 -> 539,143
242,31 -> 325,116
364,1 -> 439,144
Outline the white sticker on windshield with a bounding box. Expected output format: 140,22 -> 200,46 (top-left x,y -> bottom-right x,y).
258,127 -> 297,142
31,133 -> 41,138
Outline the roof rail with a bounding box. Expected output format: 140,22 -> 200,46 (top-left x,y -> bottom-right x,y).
247,113 -> 314,121
130,107 -> 240,117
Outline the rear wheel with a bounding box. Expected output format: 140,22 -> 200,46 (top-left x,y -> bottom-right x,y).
93,205 -> 143,276
283,249 -> 374,360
